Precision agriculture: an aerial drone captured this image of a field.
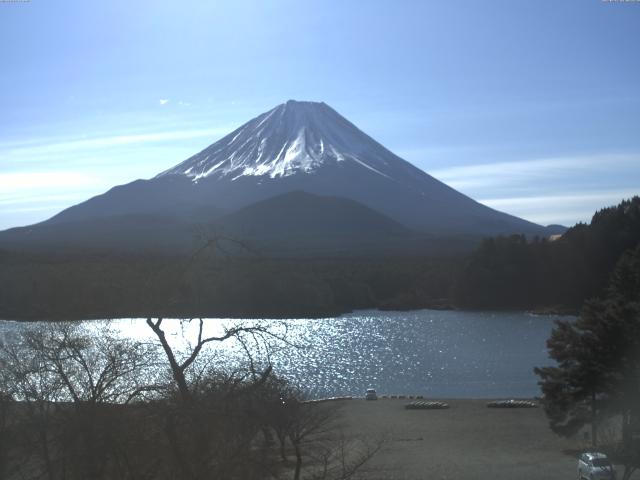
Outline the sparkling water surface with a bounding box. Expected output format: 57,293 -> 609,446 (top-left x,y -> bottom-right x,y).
0,310 -> 564,399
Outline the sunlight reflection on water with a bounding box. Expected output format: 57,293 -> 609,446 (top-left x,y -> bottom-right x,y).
0,310 -> 564,398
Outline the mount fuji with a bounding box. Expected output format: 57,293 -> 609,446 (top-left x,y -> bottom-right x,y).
0,100 -> 555,254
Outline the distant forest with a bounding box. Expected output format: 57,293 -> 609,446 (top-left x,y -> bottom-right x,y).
1,197 -> 638,320
454,196 -> 640,311
0,251 -> 459,320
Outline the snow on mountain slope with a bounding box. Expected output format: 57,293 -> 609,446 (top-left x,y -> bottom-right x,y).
157,100 -> 406,183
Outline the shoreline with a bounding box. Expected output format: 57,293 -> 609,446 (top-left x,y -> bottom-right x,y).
0,305 -> 578,323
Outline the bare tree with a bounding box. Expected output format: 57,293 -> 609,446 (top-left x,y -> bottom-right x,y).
258,378 -> 385,480
143,316 -> 290,479
0,322 -> 159,480
145,317 -> 280,402
23,323 -> 157,405
1,328 -> 68,480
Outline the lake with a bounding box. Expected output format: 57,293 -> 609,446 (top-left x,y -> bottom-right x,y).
0,309 -> 565,399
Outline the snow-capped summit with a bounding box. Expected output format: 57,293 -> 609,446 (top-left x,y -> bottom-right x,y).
157,100 -> 401,182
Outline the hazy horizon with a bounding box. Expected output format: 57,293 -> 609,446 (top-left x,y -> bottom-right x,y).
1,0 -> 639,230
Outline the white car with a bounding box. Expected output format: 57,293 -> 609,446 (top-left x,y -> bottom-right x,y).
365,388 -> 378,400
578,452 -> 616,480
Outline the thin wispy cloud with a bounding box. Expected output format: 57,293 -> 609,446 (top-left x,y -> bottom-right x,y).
0,123 -> 236,229
427,153 -> 639,226
0,171 -> 100,193
480,190 -> 640,226
1,127 -> 229,161
430,153 -> 640,191
0,114 -> 239,227
159,99 -> 170,105
0,171 -> 104,228
0,172 -> 101,215
0,192 -> 88,207
480,190 -> 640,209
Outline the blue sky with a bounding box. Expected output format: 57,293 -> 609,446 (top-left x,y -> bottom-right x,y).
1,0 -> 639,230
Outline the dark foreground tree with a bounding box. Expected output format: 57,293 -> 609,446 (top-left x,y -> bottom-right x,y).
0,322 -> 159,480
535,245 -> 640,479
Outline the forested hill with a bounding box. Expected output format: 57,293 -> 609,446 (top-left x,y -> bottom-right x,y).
453,196 -> 640,311
1,197 -> 637,320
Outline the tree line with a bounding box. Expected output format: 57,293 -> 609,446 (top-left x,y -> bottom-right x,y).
0,247 -> 460,320
454,196 -> 640,311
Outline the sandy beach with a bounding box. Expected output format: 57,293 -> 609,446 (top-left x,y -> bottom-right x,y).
337,398 -> 608,480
